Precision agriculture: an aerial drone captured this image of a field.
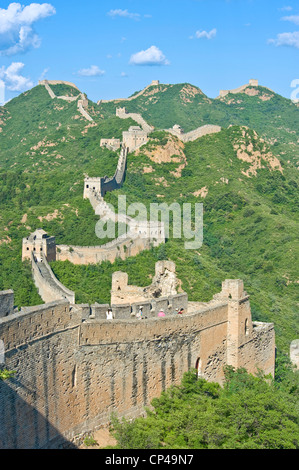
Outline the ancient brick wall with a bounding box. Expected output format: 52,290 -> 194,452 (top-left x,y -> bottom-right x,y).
0,289 -> 275,449
166,124 -> 222,142
0,300 -> 81,449
56,234 -> 155,265
0,291 -> 14,318
31,254 -> 75,303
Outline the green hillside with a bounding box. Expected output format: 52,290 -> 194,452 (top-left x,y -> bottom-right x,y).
0,82 -> 298,355
98,82 -> 299,165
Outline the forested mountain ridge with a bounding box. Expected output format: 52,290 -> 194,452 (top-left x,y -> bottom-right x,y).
0,81 -> 298,355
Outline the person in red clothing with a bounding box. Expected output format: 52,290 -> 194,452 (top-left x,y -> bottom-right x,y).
177,308 -> 184,315
158,310 -> 165,317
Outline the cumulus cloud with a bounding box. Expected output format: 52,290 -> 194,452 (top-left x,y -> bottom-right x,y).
194,28 -> 217,40
129,46 -> 170,66
269,31 -> 299,49
77,65 -> 105,77
282,15 -> 299,25
0,3 -> 56,55
107,9 -> 141,20
0,62 -> 33,91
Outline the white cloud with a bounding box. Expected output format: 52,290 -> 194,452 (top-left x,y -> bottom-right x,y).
0,62 -> 33,91
269,31 -> 299,49
0,3 -> 56,55
129,46 -> 170,66
279,6 -> 293,11
77,65 -> 105,77
107,9 -> 141,20
282,15 -> 299,25
194,28 -> 217,40
39,67 -> 50,80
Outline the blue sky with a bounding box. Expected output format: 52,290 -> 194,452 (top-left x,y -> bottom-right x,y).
0,0 -> 299,103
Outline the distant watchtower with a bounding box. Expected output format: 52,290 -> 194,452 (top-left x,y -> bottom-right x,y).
22,229 -> 56,262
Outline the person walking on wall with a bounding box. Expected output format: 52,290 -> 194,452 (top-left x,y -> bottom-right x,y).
136,306 -> 143,320
106,308 -> 114,320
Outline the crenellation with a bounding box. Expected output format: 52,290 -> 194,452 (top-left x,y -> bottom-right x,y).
39,80 -> 94,121
166,123 -> 222,142
0,272 -> 276,448
0,290 -> 15,318
218,79 -> 260,98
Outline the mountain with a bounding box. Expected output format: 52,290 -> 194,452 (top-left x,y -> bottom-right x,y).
0,80 -> 298,353
98,81 -> 299,164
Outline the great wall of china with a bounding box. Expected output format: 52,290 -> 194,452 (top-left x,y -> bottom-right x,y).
39,80 -> 94,122
0,79 -> 285,449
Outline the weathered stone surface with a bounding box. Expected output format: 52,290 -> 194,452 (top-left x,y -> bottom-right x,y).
0,279 -> 275,449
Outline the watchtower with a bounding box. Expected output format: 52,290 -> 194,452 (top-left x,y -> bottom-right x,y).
22,229 -> 56,262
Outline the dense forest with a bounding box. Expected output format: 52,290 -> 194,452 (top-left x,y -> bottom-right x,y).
110,364 -> 299,450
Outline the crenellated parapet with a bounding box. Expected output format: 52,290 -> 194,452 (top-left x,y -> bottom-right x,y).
218,79 -> 259,98
165,123 -> 222,142
39,80 -> 94,122
97,80 -> 161,105
22,229 -> 56,263
0,272 -> 276,448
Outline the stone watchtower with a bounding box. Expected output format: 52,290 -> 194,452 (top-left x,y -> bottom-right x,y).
83,177 -> 103,200
122,126 -> 148,153
216,280 -> 253,368
22,229 -> 56,263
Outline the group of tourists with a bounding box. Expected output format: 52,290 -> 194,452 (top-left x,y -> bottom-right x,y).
106,306 -> 185,320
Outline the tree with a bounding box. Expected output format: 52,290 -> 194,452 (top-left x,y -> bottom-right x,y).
0,369 -> 15,381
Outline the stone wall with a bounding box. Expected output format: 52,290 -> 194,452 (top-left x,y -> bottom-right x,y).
122,126 -> 149,152
31,253 -> 75,304
39,80 -> 80,90
39,81 -> 93,122
166,124 -> 222,143
56,233 -> 159,265
0,290 -> 14,318
117,109 -> 154,134
0,280 -> 275,449
218,79 -> 259,98
100,138 -> 121,151
98,80 -> 160,105
84,144 -> 128,200
0,300 -> 81,449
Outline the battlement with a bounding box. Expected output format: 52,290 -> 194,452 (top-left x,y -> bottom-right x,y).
0,275 -> 275,448
22,229 -> 56,262
39,80 -> 93,121
98,80 -> 161,105
166,123 -> 222,142
100,138 -> 121,151
0,290 -> 15,318
111,260 -> 177,305
218,79 -> 259,98
39,80 -> 80,90
122,126 -> 149,153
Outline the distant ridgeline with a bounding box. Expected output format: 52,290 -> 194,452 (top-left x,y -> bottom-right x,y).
39,80 -> 94,122
0,77 -> 294,449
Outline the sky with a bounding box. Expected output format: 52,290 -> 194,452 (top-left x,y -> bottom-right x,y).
0,0 -> 299,104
